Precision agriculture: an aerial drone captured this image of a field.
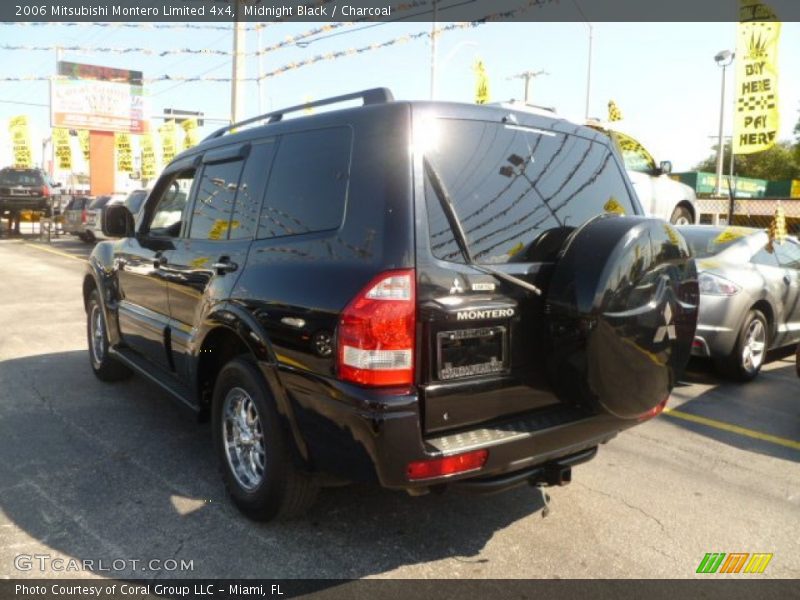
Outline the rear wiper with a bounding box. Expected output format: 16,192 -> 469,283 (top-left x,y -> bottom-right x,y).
423,158 -> 542,296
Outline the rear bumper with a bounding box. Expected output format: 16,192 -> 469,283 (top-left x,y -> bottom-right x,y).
282,369 -> 634,491
0,197 -> 48,211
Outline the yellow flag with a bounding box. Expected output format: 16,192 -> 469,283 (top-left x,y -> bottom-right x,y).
733,0 -> 781,154
140,133 -> 157,179
473,60 -> 490,105
8,115 -> 33,168
52,128 -> 72,170
78,130 -> 90,162
115,132 -> 133,173
159,120 -> 177,165
608,100 -> 623,122
181,118 -> 199,150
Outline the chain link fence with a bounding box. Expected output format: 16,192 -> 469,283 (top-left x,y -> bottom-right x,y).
694,197 -> 800,235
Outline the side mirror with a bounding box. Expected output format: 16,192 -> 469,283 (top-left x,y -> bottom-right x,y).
659,160 -> 672,175
103,204 -> 135,238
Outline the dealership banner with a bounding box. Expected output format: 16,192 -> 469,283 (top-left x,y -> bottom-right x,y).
732,0 -> 781,155
181,117 -> 199,150
159,120 -> 177,165
52,128 -> 72,170
115,132 -> 133,173
51,61 -> 150,134
8,115 -> 33,168
140,132 -> 157,179
77,129 -> 90,161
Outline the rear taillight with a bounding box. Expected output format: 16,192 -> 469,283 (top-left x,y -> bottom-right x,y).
407,449 -> 489,481
81,208 -> 87,224
41,186 -> 50,197
337,269 -> 415,387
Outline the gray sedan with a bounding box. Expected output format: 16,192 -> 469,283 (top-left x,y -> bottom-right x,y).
677,225 -> 800,381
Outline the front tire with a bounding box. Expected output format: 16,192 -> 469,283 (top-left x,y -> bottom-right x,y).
86,289 -> 132,382
212,357 -> 318,521
717,309 -> 768,382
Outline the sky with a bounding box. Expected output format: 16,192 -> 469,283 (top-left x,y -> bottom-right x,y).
0,18 -> 798,176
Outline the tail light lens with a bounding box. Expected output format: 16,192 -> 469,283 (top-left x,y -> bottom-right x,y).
407,449 -> 489,481
638,396 -> 669,421
698,272 -> 739,296
81,208 -> 87,224
338,269 -> 415,387
41,186 -> 50,197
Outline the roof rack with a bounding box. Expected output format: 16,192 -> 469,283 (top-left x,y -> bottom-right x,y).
203,87 -> 394,142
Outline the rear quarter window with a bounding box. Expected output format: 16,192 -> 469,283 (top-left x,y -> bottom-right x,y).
256,127 -> 352,239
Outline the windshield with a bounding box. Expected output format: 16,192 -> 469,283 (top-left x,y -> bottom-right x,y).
89,196 -> 112,210
423,118 -> 636,265
679,227 -> 752,258
0,169 -> 44,186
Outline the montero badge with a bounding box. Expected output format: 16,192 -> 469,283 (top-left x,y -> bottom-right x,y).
456,308 -> 515,321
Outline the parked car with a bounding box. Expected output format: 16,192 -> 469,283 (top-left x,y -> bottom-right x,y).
123,189 -> 149,220
0,167 -> 59,216
85,89 -> 698,521
677,225 -> 800,381
62,196 -> 92,239
586,123 -> 698,225
82,194 -> 127,243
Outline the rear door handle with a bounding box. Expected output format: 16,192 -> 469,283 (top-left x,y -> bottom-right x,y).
212,257 -> 238,275
154,254 -> 167,269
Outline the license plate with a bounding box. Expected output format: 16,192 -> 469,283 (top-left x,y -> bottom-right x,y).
437,326 -> 508,380
9,189 -> 26,196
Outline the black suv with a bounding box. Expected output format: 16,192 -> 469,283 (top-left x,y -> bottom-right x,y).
0,167 -> 56,214
86,89 -> 698,521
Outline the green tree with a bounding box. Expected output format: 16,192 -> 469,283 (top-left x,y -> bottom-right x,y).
694,141 -> 800,181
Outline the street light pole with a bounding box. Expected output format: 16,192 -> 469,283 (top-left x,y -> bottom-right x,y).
508,70 -> 548,104
230,6 -> 246,124
714,49 -> 734,196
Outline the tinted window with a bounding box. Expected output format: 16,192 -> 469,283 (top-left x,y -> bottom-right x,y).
257,127 -> 351,239
774,240 -> 800,269
189,160 -> 244,241
149,170 -> 195,238
752,246 -> 780,267
0,169 -> 43,186
425,119 -> 636,265
230,141 -> 275,241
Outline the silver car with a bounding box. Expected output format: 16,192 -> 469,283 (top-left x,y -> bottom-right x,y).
678,226 -> 800,381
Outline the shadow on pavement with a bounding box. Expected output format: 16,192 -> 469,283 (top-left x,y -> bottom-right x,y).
0,350 -> 546,580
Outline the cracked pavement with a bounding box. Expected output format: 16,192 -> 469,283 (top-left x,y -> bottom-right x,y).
0,237 -> 798,579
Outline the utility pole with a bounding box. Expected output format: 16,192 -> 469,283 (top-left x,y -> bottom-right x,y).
429,0 -> 438,100
230,6 -> 246,124
508,70 -> 548,104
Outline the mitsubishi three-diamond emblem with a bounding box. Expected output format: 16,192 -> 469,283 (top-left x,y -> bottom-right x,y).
449,277 -> 464,295
653,303 -> 677,343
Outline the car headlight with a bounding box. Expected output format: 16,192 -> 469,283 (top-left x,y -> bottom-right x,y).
698,272 -> 740,296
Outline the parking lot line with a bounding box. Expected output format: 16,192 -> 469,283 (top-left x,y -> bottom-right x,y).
21,242 -> 87,263
663,408 -> 800,451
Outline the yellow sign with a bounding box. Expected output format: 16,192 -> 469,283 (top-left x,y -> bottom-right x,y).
52,128 -> 72,170
159,120 -> 177,165
791,180 -> 800,198
78,130 -> 90,162
473,59 -> 490,105
608,100 -> 623,122
181,118 -> 198,150
9,115 -> 33,168
733,1 -> 781,154
115,132 -> 133,173
140,133 -> 157,179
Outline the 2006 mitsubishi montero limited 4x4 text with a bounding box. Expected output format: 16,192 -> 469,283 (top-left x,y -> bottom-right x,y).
85,89 -> 698,521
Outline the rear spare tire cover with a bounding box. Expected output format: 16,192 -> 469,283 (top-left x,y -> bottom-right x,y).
545,215 -> 698,419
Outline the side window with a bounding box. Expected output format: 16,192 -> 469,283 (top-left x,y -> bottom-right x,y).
614,132 -> 656,173
230,141 -> 276,241
148,169 -> 196,238
752,246 -> 779,267
257,127 -> 351,240
189,160 -> 244,241
774,241 -> 800,269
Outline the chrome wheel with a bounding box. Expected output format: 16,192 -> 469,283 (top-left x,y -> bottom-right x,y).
222,387 -> 266,491
741,318 -> 766,374
89,304 -> 105,366
673,215 -> 691,226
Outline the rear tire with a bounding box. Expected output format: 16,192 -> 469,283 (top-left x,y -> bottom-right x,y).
670,205 -> 693,225
717,309 -> 768,382
86,289 -> 132,382
212,357 -> 318,521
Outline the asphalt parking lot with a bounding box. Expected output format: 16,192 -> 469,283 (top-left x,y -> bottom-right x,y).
0,233 -> 798,580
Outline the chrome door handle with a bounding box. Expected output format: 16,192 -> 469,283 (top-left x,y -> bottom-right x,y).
212,259 -> 238,275
154,255 -> 167,268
